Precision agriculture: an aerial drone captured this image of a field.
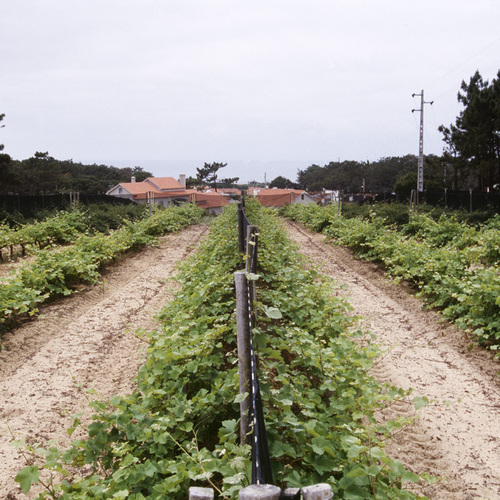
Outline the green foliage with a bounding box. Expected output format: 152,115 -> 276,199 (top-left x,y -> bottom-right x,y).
196,162 -> 239,190
0,210 -> 87,259
269,176 -> 295,189
0,153 -> 153,195
15,465 -> 40,493
82,203 -> 148,233
283,204 -> 500,351
0,203 -> 204,335
327,201 -> 495,230
342,202 -> 411,227
0,204 -> 149,261
15,201 -> 425,499
439,69 -> 500,190
296,155 -> 446,193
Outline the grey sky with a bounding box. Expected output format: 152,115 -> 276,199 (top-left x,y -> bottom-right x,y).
2,1 -> 500,183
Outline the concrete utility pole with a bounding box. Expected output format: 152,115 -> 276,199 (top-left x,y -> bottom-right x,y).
412,90 -> 433,194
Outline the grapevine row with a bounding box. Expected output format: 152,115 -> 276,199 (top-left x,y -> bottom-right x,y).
282,203 -> 500,350
0,203 -> 204,335
0,211 -> 88,260
0,204 -> 153,261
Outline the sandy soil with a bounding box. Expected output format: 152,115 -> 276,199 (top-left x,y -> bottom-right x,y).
285,220 -> 500,500
0,224 -> 208,499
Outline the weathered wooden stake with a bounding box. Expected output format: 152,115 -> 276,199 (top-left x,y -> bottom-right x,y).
280,487 -> 301,499
245,226 -> 259,327
234,271 -> 251,444
302,483 -> 333,499
246,226 -> 259,274
188,486 -> 214,499
239,484 -> 281,499
238,203 -> 245,256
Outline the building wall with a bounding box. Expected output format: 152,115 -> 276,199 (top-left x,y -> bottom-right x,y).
293,193 -> 316,205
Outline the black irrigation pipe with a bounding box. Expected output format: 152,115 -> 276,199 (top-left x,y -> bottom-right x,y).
233,202 -> 333,499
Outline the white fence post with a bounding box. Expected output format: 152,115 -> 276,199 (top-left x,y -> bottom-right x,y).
239,484 -> 281,499
188,486 -> 214,499
302,483 -> 333,499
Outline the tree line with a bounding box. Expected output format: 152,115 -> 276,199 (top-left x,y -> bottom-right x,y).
0,152 -> 152,195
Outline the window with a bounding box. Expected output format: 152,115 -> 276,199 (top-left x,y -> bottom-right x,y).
118,187 -> 123,194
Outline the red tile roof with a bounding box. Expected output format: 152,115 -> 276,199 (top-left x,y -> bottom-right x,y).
256,189 -> 306,207
115,182 -> 162,195
189,191 -> 230,208
217,188 -> 241,196
145,177 -> 185,191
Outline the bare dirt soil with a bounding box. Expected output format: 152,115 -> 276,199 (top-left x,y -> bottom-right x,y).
0,224 -> 208,499
285,220 -> 500,500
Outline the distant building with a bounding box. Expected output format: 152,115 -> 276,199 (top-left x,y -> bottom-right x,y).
253,188 -> 316,207
106,176 -> 229,214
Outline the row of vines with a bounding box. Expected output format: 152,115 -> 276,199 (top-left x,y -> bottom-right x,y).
15,201 -> 430,499
0,203 -> 204,336
0,204 -> 149,260
282,203 -> 500,352
0,211 -> 88,260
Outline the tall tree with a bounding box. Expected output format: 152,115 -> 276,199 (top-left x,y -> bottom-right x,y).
269,175 -> 294,189
196,162 -> 238,191
439,70 -> 500,190
0,113 -> 16,193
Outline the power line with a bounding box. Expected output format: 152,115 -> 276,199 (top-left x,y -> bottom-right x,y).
425,36 -> 500,101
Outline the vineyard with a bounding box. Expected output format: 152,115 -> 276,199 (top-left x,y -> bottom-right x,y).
282,203 -> 500,352
3,201 -> 434,499
2,201 -> 500,498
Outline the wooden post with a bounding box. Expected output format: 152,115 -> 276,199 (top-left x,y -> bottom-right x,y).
238,203 -> 245,256
280,487 -> 301,499
148,191 -> 154,216
234,271 -> 251,444
246,226 -> 259,274
189,486 -> 214,499
302,483 -> 333,500
245,226 -> 259,326
239,484 -> 281,499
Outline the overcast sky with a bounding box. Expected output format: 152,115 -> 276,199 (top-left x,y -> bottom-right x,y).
2,1 -> 500,183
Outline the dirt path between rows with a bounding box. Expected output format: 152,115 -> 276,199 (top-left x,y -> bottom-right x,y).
285,220 -> 500,500
0,224 -> 208,499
